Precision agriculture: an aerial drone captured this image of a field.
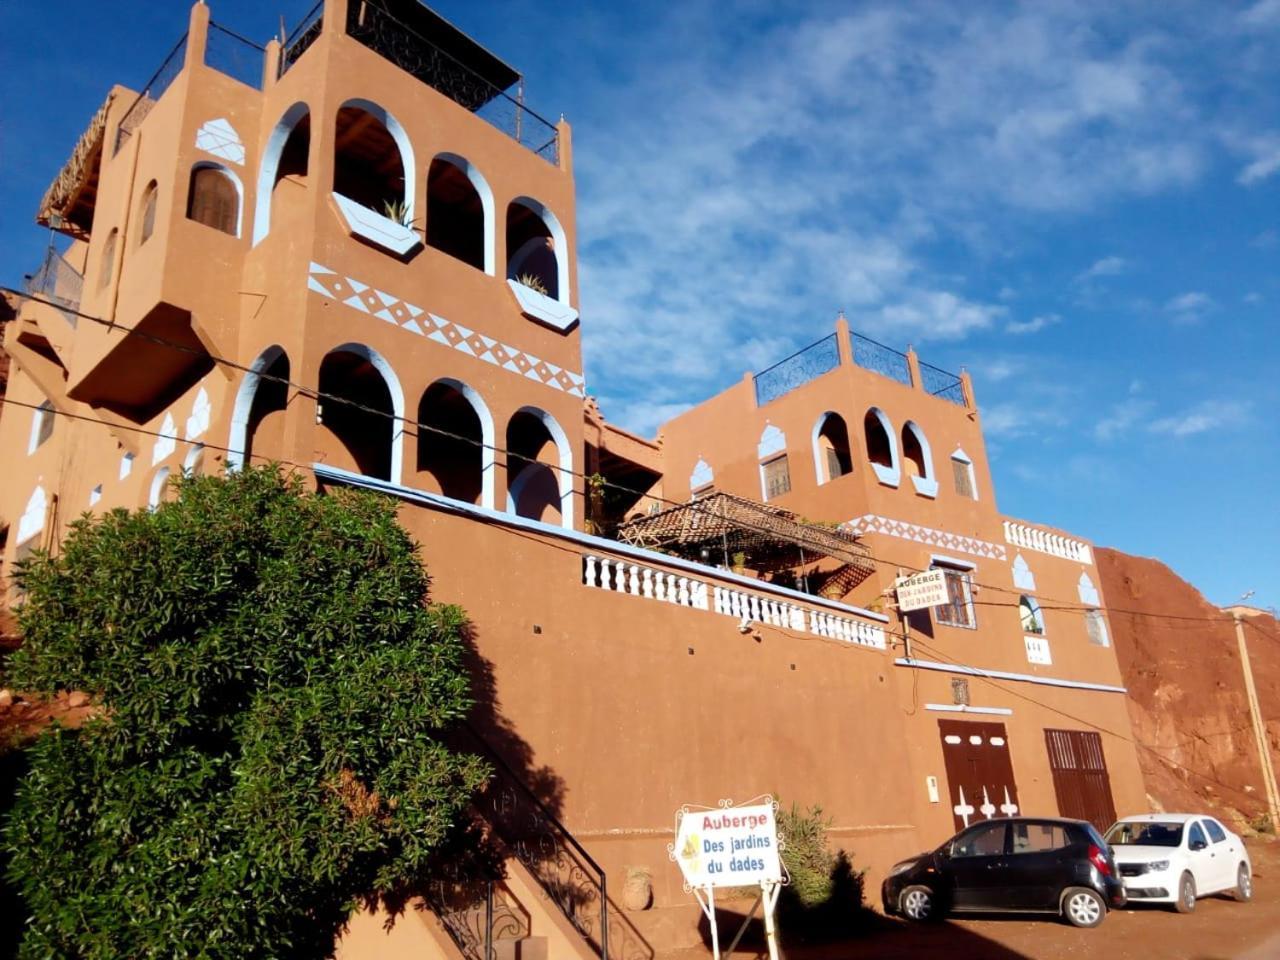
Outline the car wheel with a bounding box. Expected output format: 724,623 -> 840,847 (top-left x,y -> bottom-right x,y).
1233,863 -> 1253,903
1175,872 -> 1196,914
1061,887 -> 1106,928
899,885 -> 936,922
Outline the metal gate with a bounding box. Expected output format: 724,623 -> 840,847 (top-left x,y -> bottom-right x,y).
938,720 -> 1021,832
1044,728 -> 1117,831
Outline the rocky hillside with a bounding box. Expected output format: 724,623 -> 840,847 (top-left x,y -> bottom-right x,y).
1096,547 -> 1280,832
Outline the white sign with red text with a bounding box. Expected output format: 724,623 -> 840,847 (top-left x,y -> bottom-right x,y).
673,802 -> 783,889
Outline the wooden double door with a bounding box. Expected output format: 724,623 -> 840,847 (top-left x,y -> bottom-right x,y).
938,719 -> 1021,833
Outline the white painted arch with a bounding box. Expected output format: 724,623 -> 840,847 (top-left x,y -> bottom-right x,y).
505,405 -> 574,530
189,161 -> 245,238
507,196 -> 570,305
323,341 -> 407,485
865,406 -> 900,487
811,410 -> 852,485
337,97 -> 416,215
227,345 -> 288,471
421,376 -> 497,510
253,101 -> 309,246
430,152 -> 496,276
902,419 -> 937,497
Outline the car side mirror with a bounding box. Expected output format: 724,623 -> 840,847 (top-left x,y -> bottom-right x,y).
1190,839 -> 1207,851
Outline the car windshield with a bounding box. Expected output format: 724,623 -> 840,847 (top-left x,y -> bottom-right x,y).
1105,821 -> 1184,847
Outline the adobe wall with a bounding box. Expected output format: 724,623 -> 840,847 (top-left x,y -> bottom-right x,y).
1096,547 -> 1280,830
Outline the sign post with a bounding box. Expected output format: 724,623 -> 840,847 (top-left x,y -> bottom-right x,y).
669,797 -> 786,960
893,569 -> 950,660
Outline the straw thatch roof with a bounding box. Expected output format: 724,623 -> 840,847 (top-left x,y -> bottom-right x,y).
37,92 -> 116,239
615,492 -> 875,585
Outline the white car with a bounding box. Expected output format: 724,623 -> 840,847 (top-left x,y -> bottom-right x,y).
1105,813 -> 1252,913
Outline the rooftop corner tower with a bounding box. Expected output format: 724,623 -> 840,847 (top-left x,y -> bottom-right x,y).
25,0 -> 584,530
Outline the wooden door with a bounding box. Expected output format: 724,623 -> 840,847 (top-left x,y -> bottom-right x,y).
1044,728 -> 1117,832
938,720 -> 1021,833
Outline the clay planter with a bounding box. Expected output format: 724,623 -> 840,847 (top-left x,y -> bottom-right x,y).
622,870 -> 652,912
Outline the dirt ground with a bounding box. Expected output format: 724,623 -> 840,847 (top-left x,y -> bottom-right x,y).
661,837 -> 1280,960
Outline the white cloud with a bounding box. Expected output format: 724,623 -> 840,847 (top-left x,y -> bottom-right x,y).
1254,229 -> 1279,248
864,290 -> 1006,342
1238,143 -> 1280,185
1164,291 -> 1214,323
1094,398 -> 1155,441
1244,292 -> 1263,304
1006,313 -> 1061,335
1241,0 -> 1280,28
1149,400 -> 1251,437
1076,256 -> 1127,282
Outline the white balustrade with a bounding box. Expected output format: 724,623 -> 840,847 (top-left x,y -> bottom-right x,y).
581,554 -> 887,650
1003,520 -> 1092,564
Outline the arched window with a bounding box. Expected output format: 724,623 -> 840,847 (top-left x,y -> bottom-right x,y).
28,400 -> 55,454
148,467 -> 172,509
951,448 -> 976,499
507,197 -> 567,303
316,344 -> 404,483
901,421 -> 937,497
506,407 -> 572,529
427,154 -> 491,272
138,181 -> 158,245
1019,595 -> 1045,635
813,412 -> 852,484
187,164 -> 241,236
333,101 -> 411,217
417,379 -> 494,508
183,444 -> 206,477
1085,610 -> 1110,647
253,103 -> 310,245
99,228 -> 118,288
863,408 -> 899,486
227,347 -> 290,470
1012,553 -> 1036,591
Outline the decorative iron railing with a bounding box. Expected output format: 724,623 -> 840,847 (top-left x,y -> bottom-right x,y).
919,360 -> 966,406
205,22 -> 266,90
753,333 -> 840,406
346,0 -> 559,164
279,1 -> 324,76
24,247 -> 84,324
113,34 -> 189,155
851,332 -> 913,386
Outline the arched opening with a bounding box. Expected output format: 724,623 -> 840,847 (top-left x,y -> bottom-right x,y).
138,181 -> 159,245
1019,595 -> 1045,635
183,444 -> 206,477
813,412 -> 852,484
254,103 -> 310,245
227,347 -> 290,470
901,421 -> 937,496
187,163 -> 241,236
506,198 -> 566,302
333,102 -> 410,218
427,154 -> 489,272
864,408 -> 899,485
417,379 -> 493,507
506,408 -> 572,528
316,345 -> 403,482
99,228 -> 118,288
148,467 -> 172,509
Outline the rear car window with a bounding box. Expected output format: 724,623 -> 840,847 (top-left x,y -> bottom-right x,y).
1011,822 -> 1070,853
1205,819 -> 1227,844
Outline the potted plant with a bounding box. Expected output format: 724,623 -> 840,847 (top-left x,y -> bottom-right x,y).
731,551 -> 747,575
623,867 -> 653,911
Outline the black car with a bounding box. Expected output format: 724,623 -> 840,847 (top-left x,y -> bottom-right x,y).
881,816 -> 1126,928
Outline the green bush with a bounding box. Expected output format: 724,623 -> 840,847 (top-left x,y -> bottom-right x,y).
3,467 -> 489,958
776,802 -> 867,942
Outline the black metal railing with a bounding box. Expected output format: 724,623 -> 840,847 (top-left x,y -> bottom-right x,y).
205,22 -> 267,90
851,332 -> 913,386
346,0 -> 559,164
24,247 -> 84,327
443,723 -> 653,960
753,333 -> 841,406
279,1 -> 324,76
919,360 -> 967,406
114,33 -> 189,155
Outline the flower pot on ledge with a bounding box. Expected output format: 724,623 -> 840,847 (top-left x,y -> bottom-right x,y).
622,869 -> 652,911
507,279 -> 580,332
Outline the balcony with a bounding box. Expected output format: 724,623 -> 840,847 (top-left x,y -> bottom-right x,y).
1003,520 -> 1093,564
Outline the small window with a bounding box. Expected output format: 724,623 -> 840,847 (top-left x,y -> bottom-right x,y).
1019,595 -> 1045,635
120,452 -> 135,479
1085,609 -> 1109,647
28,400 -> 55,454
1011,822 -> 1070,854
187,165 -> 239,236
951,822 -> 1006,858
1188,822 -> 1207,849
762,455 -> 791,500
1204,819 -> 1227,845
100,228 -> 118,288
138,181 -> 158,245
932,563 -> 976,629
952,455 -> 975,498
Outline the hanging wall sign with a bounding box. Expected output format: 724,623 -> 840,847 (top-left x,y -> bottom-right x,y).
672,800 -> 783,889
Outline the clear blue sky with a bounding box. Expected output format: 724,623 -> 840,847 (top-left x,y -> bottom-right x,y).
2,1 -> 1277,610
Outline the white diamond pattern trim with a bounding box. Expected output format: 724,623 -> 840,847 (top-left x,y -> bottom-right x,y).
307,263 -> 585,398
845,514 -> 1007,561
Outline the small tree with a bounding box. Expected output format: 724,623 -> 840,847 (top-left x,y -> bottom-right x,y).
3,467 -> 489,958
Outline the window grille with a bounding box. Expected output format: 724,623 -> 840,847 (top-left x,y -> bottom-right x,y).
932,564 -> 975,628
1085,609 -> 1109,646
188,167 -> 238,235
952,457 -> 974,498
951,677 -> 970,705
139,184 -> 158,244
762,456 -> 791,500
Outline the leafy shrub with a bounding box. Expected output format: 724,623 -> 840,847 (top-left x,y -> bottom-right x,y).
3,467 -> 488,958
776,802 -> 868,942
